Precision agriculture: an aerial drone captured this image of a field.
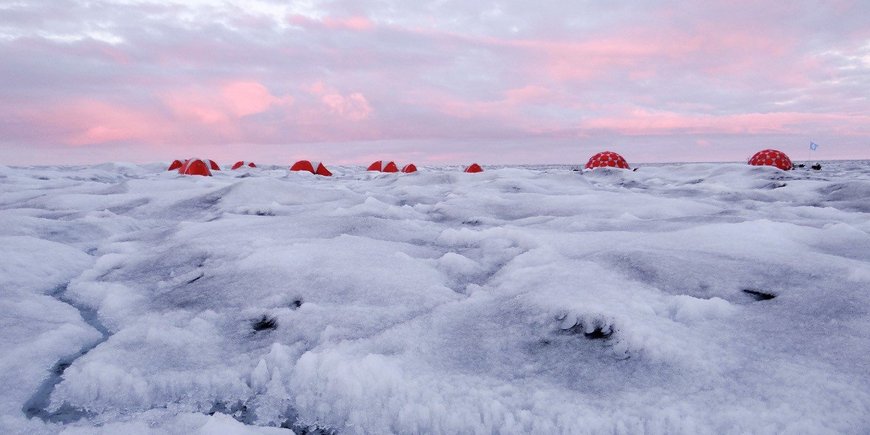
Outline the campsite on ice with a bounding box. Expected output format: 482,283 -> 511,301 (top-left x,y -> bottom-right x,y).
1,160 -> 869,433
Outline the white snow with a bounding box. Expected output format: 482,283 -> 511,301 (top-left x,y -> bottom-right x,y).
1,161 -> 869,434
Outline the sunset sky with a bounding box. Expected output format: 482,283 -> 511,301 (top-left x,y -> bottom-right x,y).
1,0 -> 868,165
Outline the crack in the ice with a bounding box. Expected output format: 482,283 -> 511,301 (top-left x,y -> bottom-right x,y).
22,283 -> 112,424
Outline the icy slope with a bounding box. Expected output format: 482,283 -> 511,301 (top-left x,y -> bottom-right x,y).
0,162 -> 868,434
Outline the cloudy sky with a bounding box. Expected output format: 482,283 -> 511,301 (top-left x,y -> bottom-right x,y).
1,0 -> 868,165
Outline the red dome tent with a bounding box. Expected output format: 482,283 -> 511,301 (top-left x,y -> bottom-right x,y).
178,158 -> 213,176
232,161 -> 257,170
208,160 -> 221,170
168,159 -> 185,171
464,163 -> 484,173
748,149 -> 793,171
367,161 -> 399,172
290,160 -> 332,176
401,164 -> 418,173
585,151 -> 630,170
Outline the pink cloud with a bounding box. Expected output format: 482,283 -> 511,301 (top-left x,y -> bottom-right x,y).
287,14 -> 375,32
38,99 -> 170,146
306,81 -> 373,121
323,16 -> 375,31
162,80 -> 292,125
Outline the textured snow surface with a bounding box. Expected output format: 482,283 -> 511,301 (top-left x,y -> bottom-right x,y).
1,161 -> 869,434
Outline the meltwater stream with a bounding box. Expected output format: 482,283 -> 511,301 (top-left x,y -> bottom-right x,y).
22,284 -> 111,424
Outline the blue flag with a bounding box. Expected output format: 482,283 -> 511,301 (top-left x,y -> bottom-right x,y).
810,141 -> 819,151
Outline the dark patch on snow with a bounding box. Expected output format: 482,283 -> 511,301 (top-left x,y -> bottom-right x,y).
558,318 -> 614,340
278,408 -> 338,434
811,163 -> 822,170
209,400 -> 257,425
762,181 -> 787,189
742,289 -> 777,301
291,299 -> 303,309
285,423 -> 338,435
251,315 -> 278,332
186,272 -> 205,284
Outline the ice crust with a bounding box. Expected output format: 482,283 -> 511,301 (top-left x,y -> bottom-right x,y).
1,161 -> 869,434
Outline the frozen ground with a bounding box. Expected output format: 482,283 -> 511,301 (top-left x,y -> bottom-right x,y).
1,160 -> 869,434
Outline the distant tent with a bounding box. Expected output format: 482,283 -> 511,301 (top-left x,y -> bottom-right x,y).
232,161 -> 257,170
178,158 -> 212,176
464,163 -> 484,173
168,159 -> 185,171
401,163 -> 418,173
585,151 -> 630,170
367,161 -> 399,172
208,160 -> 221,170
290,160 -> 332,176
748,149 -> 793,171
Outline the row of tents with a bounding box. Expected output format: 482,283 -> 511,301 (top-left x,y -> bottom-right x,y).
168,149 -> 797,177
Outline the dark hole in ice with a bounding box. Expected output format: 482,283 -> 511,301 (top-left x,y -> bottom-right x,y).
291,299 -> 303,309
251,315 -> 278,331
562,323 -> 613,340
742,289 -> 776,301
583,328 -> 611,339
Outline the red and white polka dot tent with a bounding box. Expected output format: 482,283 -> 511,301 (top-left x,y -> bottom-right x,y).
367,161 -> 399,172
401,163 -> 418,173
290,160 -> 333,176
168,159 -> 184,171
231,161 -> 257,170
464,163 -> 484,173
748,149 -> 793,171
177,158 -> 213,176
585,151 -> 630,170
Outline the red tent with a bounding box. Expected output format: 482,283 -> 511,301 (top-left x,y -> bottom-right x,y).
178,158 -> 213,176
748,149 -> 793,171
232,161 -> 257,170
585,151 -> 630,170
168,159 -> 185,171
367,161 -> 399,172
208,160 -> 221,170
464,163 -> 483,173
401,163 -> 418,173
290,160 -> 332,176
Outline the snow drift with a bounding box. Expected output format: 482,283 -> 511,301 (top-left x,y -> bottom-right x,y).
1,161 -> 869,434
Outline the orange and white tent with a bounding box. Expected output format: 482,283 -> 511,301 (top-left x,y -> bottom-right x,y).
367,160 -> 399,172
290,160 -> 332,176
464,163 -> 483,173
178,158 -> 213,176
232,161 -> 257,170
168,159 -> 185,171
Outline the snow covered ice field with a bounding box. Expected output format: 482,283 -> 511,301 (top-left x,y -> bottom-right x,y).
1,161 -> 869,434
